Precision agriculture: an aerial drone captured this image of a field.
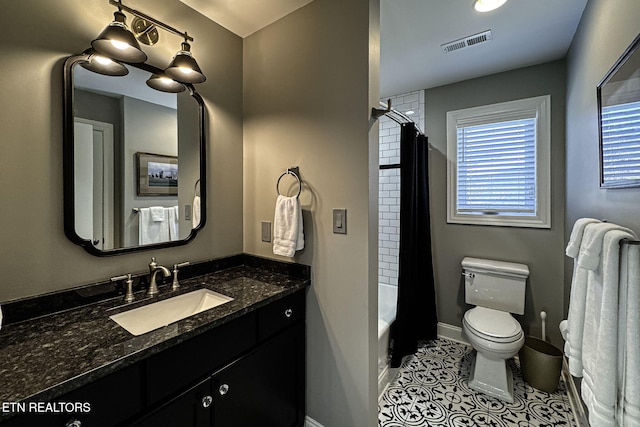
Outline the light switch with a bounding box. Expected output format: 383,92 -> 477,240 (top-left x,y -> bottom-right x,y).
333,209 -> 347,234
261,221 -> 272,242
184,204 -> 192,221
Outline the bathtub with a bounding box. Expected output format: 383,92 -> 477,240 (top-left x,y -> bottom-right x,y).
378,283 -> 398,395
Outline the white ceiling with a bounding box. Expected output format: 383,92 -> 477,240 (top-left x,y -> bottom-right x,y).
179,0 -> 314,38
180,0 -> 588,97
380,0 -> 588,96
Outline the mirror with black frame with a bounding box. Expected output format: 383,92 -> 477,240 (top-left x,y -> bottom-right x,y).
63,53 -> 206,256
598,33 -> 640,189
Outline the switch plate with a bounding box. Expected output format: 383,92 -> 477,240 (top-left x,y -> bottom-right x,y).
333,209 -> 347,234
184,204 -> 192,221
261,221 -> 272,242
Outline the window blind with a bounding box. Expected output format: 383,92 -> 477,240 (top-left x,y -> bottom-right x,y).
457,118 -> 537,215
601,101 -> 640,183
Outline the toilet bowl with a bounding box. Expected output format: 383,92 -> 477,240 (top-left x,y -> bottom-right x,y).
461,257 -> 529,403
463,307 -> 525,402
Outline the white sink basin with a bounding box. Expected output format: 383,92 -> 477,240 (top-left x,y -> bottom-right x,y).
110,289 -> 233,336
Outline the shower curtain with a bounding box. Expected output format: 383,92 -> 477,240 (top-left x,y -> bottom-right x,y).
390,122 -> 438,368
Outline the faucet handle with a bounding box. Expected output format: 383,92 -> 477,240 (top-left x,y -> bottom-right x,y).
171,261 -> 190,291
111,274 -> 135,303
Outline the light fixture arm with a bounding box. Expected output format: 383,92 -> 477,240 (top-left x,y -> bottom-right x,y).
108,0 -> 194,42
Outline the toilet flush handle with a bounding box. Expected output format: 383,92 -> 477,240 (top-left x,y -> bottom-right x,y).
462,271 -> 474,279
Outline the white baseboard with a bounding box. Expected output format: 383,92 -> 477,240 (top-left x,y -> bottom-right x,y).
437,322 -> 469,345
305,416 -> 325,427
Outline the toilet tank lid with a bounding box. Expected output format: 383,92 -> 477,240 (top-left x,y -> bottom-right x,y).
462,257 -> 529,277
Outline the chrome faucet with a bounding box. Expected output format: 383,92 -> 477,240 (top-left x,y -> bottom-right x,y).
148,257 -> 171,297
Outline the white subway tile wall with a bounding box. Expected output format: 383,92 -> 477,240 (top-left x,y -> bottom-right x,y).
378,90 -> 425,287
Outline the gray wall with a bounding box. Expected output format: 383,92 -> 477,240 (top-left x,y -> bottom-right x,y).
565,0 -> 640,312
425,60 -> 567,346
243,0 -> 380,424
122,97 -> 178,247
0,0 -> 244,301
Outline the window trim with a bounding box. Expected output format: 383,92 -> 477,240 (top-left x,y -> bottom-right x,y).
446,95 -> 551,228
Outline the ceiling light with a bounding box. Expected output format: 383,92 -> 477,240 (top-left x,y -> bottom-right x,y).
79,49 -> 129,76
146,74 -> 186,93
474,0 -> 507,13
164,41 -> 206,84
91,10 -> 147,63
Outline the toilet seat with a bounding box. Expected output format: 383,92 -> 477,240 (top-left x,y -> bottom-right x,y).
463,307 -> 522,343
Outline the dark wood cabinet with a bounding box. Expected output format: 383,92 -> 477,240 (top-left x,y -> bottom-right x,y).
2,290 -> 306,427
212,323 -> 305,427
2,362 -> 143,427
133,377 -> 212,427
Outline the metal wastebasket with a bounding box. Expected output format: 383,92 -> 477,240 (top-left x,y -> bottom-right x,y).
518,336 -> 563,393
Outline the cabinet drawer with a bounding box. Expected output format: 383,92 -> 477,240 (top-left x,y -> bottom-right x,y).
147,313 -> 256,405
258,290 -> 305,340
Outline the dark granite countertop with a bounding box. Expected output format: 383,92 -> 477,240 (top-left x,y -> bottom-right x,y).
0,256 -> 309,412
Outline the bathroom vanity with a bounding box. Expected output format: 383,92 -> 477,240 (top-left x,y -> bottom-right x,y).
0,255 -> 308,426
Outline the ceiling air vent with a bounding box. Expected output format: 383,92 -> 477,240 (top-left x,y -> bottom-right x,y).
441,30 -> 493,53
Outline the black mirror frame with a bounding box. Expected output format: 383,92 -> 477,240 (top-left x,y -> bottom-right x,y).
597,33 -> 640,189
62,53 -> 207,256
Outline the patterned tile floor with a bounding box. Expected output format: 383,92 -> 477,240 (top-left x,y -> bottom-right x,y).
378,338 -> 577,427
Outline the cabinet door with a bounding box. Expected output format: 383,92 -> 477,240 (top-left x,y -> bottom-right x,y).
132,377 -> 212,427
1,363 -> 143,427
213,323 -> 304,427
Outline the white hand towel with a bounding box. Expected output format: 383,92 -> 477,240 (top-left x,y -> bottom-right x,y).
150,206 -> 166,222
273,195 -> 304,257
139,208 -> 171,244
193,195 -> 201,228
566,218 -> 601,258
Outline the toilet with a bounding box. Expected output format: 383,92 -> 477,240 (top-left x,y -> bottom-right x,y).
461,257 -> 529,403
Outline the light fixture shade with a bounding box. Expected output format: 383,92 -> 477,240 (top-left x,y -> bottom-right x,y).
474,0 -> 507,12
92,11 -> 147,63
164,42 -> 206,84
146,74 -> 186,93
79,49 -> 129,76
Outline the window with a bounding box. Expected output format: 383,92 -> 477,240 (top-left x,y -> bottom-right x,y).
600,101 -> 640,185
447,95 -> 551,228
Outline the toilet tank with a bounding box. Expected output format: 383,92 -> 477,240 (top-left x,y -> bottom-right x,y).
462,257 -> 529,315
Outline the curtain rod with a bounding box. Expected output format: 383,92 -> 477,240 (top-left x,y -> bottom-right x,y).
371,99 -> 425,135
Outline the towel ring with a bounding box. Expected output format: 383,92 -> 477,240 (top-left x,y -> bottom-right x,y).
276,169 -> 302,197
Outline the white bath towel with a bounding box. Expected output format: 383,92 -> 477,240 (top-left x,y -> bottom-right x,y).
565,223 -> 602,375
581,229 -> 636,427
621,243 -> 640,426
578,223 -> 637,270
168,206 -> 179,241
273,195 -> 304,257
566,218 -> 601,258
150,206 -> 166,222
139,208 -> 171,244
192,195 -> 201,228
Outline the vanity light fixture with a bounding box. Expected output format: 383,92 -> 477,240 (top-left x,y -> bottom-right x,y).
474,0 -> 507,12
88,0 -> 206,87
165,40 -> 207,84
146,73 -> 186,93
79,49 -> 129,76
91,9 -> 147,63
